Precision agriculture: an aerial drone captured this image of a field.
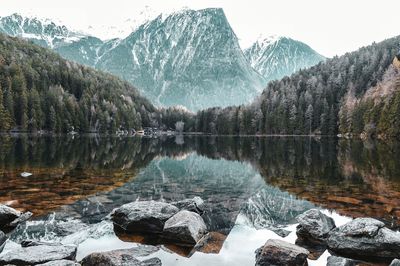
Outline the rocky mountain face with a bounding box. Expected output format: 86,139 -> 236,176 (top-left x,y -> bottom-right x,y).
0,13 -> 86,48
0,11 -> 325,111
244,36 -> 325,82
91,8 -> 266,110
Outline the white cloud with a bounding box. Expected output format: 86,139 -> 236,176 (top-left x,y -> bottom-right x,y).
0,0 -> 399,57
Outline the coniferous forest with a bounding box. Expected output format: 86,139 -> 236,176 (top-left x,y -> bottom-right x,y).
1,32 -> 400,138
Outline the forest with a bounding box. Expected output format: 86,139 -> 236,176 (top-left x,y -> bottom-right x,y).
1,32 -> 400,138
0,33 -> 192,133
193,36 -> 400,138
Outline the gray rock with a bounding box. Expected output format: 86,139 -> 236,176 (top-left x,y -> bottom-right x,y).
0,242 -> 77,265
255,239 -> 309,266
163,210 -> 207,246
111,201 -> 179,234
171,197 -> 205,214
0,231 -> 6,253
390,259 -> 400,266
326,256 -> 358,266
141,258 -> 162,266
327,218 -> 400,259
37,260 -> 80,266
80,248 -> 161,266
296,209 -> 335,242
0,205 -> 22,229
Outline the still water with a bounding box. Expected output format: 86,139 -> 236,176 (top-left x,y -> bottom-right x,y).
0,135 -> 400,265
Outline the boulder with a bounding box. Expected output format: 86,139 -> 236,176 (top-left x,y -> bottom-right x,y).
80,248 -> 161,266
390,259 -> 400,266
0,204 -> 31,230
326,256 -> 358,266
255,239 -> 309,266
37,260 -> 80,266
327,218 -> 400,259
0,231 -> 6,253
163,210 -> 207,246
296,209 -> 335,243
0,242 -> 77,265
171,197 -> 205,215
111,201 -> 178,234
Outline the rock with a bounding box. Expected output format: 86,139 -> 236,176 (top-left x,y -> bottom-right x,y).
141,258 -> 162,266
295,237 -> 326,260
0,242 -> 77,265
255,239 -> 309,266
271,228 -> 291,238
171,197 -> 205,214
326,256 -> 358,266
0,205 -> 22,229
80,248 -> 161,266
111,201 -> 178,234
37,260 -> 80,266
163,210 -> 207,246
0,231 -> 6,253
296,209 -> 335,243
390,259 -> 400,266
327,218 -> 400,259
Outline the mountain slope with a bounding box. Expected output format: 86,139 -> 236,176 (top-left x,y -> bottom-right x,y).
0,13 -> 86,48
244,36 -> 325,81
93,8 -> 266,111
0,33 -> 157,133
194,35 -> 400,136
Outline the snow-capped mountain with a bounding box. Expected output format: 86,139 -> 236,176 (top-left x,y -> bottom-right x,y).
0,13 -> 86,48
0,11 -> 325,111
244,35 -> 325,82
90,8 -> 266,110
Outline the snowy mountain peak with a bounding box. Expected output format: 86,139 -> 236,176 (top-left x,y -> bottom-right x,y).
0,13 -> 86,48
244,36 -> 325,81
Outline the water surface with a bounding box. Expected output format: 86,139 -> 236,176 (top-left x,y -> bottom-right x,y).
1,135 -> 399,265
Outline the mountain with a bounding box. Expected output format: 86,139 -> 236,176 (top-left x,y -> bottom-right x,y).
0,33 -> 158,133
0,13 -> 86,48
92,8 -> 266,111
244,35 -> 325,81
193,35 -> 400,137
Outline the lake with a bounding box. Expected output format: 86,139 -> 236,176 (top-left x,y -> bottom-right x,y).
1,135 -> 400,265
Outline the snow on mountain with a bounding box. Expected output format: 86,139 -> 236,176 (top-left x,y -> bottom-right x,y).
92,8 -> 266,111
244,35 -> 325,82
0,13 -> 87,48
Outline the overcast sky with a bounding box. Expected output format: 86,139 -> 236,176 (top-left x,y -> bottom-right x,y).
0,0 -> 399,57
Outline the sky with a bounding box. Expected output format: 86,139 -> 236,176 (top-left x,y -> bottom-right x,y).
0,0 -> 399,57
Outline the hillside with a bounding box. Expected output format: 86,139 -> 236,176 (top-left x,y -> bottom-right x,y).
193,36 -> 400,137
0,11 -> 323,112
244,36 -> 325,82
0,33 -> 157,133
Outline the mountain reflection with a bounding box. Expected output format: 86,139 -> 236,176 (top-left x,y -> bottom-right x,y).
0,135 -> 400,228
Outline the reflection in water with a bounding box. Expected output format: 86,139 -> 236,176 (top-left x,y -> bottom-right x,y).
0,135 -> 400,263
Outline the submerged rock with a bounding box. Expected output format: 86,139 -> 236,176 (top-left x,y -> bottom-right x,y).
0,242 -> 77,265
0,204 -> 31,230
327,218 -> 400,259
111,201 -> 178,234
296,209 -> 335,243
80,248 -> 161,266
163,210 -> 207,246
171,197 -> 205,215
255,239 -> 309,266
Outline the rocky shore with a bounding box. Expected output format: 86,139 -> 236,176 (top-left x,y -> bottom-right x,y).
0,200 -> 399,265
